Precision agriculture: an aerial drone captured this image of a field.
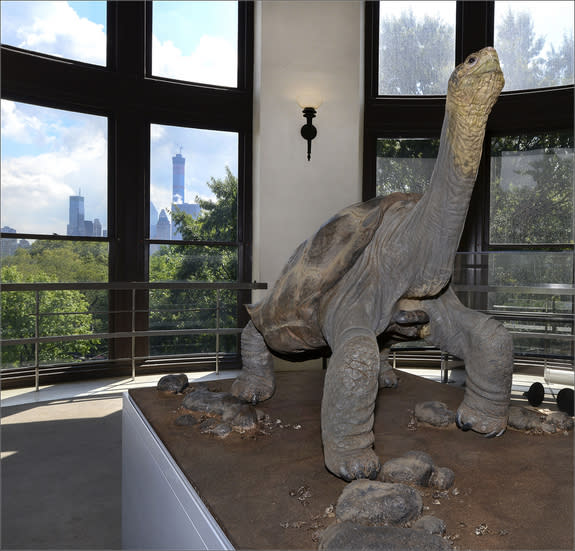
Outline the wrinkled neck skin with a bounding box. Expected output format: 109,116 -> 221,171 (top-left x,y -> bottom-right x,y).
396,91 -> 492,299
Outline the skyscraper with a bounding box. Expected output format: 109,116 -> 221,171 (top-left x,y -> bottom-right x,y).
67,194 -> 85,236
172,150 -> 185,204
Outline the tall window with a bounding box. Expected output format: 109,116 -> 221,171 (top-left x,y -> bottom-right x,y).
365,2 -> 574,362
1,1 -> 253,381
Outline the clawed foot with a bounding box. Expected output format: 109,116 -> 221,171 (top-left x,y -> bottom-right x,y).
456,403 -> 507,438
230,374 -> 275,405
324,447 -> 381,482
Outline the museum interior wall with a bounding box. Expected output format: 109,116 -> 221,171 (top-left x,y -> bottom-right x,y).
252,1 -> 364,297
251,1 -> 364,371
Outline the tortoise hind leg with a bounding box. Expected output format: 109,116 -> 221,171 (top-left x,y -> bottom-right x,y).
231,321 -> 275,404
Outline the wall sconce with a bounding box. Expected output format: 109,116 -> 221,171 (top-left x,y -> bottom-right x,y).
297,94 -> 322,161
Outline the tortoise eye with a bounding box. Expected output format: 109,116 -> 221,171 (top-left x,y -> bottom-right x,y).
467,56 -> 477,65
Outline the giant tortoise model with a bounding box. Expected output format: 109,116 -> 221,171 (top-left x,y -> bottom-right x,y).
232,47 -> 512,481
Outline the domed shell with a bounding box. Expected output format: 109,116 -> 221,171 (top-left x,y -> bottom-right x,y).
248,193 -> 419,353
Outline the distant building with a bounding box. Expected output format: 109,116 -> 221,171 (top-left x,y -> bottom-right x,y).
0,226 -> 30,257
155,209 -> 171,241
172,151 -> 185,204
66,192 -> 104,236
67,194 -> 85,236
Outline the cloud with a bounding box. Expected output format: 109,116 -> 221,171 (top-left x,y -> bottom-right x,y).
1,101 -> 107,235
3,1 -> 106,65
152,34 -> 237,87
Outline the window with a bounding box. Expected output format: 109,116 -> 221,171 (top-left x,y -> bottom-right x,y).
494,1 -> 574,91
365,2 -> 574,364
379,1 -> 456,95
1,1 -> 253,384
151,1 -> 237,86
376,138 -> 439,195
0,1 -> 107,66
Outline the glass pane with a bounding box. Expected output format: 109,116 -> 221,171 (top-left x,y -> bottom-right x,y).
1,100 -> 108,237
376,138 -> 439,196
495,1 -> 574,90
0,1 -> 106,66
150,124 -> 238,243
489,132 -> 574,245
1,259 -> 109,369
379,1 -> 456,95
151,1 -> 237,87
1,239 -> 109,283
149,244 -> 240,357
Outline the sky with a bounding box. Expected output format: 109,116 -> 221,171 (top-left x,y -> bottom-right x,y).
0,1 -> 238,236
1,1 -> 573,235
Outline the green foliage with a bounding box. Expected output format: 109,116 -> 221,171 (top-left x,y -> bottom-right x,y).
496,8 -> 574,89
149,167 -> 239,356
376,139 -> 440,195
489,132 -> 574,245
379,9 -> 454,94
1,266 -> 101,367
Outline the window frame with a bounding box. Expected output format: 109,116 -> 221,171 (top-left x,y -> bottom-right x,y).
364,1 -> 574,253
364,1 -> 574,362
1,1 -> 254,380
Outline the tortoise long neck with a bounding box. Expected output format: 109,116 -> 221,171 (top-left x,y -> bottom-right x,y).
402,101 -> 489,296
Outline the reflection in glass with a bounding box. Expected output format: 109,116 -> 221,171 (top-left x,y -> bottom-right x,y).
379,1 -> 455,95
151,1 -> 237,86
489,132 -> 574,245
376,138 -> 439,196
0,1 -> 107,65
495,1 -> 574,90
150,124 -> 238,243
1,100 -> 108,237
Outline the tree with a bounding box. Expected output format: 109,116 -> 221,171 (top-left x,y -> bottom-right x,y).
379,9 -> 454,95
149,167 -> 239,356
1,266 -> 100,367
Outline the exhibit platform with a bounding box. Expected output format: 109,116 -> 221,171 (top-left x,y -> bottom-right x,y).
123,370 -> 573,550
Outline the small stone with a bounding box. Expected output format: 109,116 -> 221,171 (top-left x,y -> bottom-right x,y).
381,455 -> 433,486
546,411 -> 574,431
413,515 -> 446,536
175,414 -> 198,426
182,387 -> 259,432
157,373 -> 189,393
210,422 -> 232,438
199,418 -> 219,433
508,406 -> 545,431
414,401 -> 456,427
429,467 -> 455,490
336,480 -> 422,527
318,522 -> 452,551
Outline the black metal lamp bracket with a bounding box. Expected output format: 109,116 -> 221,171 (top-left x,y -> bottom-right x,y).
300,107 -> 317,161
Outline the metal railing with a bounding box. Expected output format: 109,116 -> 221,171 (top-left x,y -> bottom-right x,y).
1,281 -> 267,390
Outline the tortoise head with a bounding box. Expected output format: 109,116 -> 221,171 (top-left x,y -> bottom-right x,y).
445,47 -> 504,178
447,47 -> 505,122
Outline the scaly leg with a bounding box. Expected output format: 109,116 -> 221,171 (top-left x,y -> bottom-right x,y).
230,321 -> 275,404
423,287 -> 513,437
322,327 -> 381,481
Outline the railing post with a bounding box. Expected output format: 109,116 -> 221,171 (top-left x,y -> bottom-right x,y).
35,290 -> 40,392
131,287 -> 136,381
215,289 -> 220,375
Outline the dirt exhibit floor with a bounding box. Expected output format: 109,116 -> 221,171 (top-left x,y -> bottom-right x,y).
130,369 -> 573,550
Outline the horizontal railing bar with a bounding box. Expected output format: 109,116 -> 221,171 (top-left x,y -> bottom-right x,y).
454,284 -> 575,295
2,327 -> 244,346
1,281 -> 267,292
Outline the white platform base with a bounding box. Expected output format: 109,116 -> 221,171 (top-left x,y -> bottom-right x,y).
122,392 -> 234,550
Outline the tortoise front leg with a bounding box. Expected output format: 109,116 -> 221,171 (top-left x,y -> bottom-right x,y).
423,287 -> 513,437
322,327 -> 381,481
231,321 -> 275,404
